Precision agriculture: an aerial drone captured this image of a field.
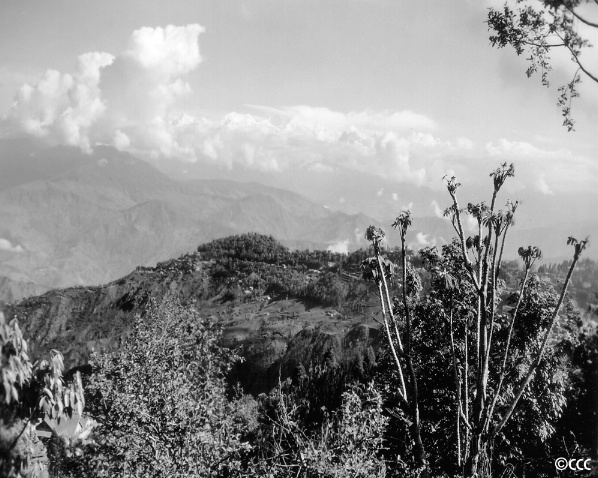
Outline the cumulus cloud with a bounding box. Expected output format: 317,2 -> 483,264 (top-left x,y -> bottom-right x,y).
125,24 -> 204,76
327,240 -> 350,254
155,107 -> 443,183
8,24 -> 204,157
11,52 -> 114,152
4,23 -> 481,189
6,36 -> 461,186
7,24 -> 593,196
0,238 -> 23,252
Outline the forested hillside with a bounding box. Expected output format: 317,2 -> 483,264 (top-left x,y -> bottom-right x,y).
5,233 -> 390,392
3,230 -> 597,477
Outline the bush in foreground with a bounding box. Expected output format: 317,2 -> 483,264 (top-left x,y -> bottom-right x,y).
83,298 -> 253,477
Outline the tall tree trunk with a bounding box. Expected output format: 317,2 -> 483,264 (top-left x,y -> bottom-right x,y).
449,302 -> 462,469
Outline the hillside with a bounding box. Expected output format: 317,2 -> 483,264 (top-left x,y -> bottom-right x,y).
5,231 -> 597,395
5,234 -> 386,394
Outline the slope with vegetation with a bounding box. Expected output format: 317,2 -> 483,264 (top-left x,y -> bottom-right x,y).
5,233 -> 386,395
2,165 -> 598,477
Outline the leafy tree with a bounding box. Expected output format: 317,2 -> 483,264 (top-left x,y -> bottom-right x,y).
305,272 -> 349,307
362,163 -> 588,477
361,214 -> 426,472
83,298 -> 254,478
253,381 -> 388,477
0,312 -> 85,478
562,326 -> 598,460
487,0 -> 598,130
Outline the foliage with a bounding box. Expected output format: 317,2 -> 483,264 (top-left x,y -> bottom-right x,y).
487,0 -> 598,130
197,232 -> 347,271
198,233 -> 291,265
0,311 -> 85,478
361,212 -> 426,471
46,432 -> 93,478
197,233 -> 358,308
253,381 -> 388,477
83,298 -> 254,478
557,324 -> 598,460
362,163 -> 589,477
4,182 -> 596,477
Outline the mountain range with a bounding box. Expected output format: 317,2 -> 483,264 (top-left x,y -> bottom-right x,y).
0,139 -> 396,297
1,138 -> 595,302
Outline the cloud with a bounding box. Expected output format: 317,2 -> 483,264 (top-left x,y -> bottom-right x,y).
483,138 -> 598,194
252,105 -> 437,136
377,188 -> 384,196
465,215 -> 478,233
5,25 -> 595,198
409,232 -> 435,250
10,52 -> 114,152
3,24 -> 480,189
455,137 -> 474,150
485,138 -> 556,158
327,240 -> 350,254
7,40 -> 449,185
535,176 -> 555,195
113,129 -> 131,150
431,200 -> 444,218
307,163 -> 333,173
157,107 -> 441,184
125,24 -> 204,77
392,193 -> 398,201
7,24 -> 204,157
0,238 -> 23,252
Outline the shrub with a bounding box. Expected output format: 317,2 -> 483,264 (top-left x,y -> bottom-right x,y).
84,298 -> 253,477
0,311 -> 84,478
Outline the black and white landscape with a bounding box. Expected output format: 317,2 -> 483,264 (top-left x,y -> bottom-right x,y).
1,2 -> 597,477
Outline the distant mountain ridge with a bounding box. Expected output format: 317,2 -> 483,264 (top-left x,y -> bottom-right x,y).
0,140 -> 391,294
1,138 -> 594,301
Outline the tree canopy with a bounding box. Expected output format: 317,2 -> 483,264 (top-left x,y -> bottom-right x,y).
487,0 -> 598,130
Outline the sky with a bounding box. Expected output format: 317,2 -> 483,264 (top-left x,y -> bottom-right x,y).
0,0 -> 597,235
